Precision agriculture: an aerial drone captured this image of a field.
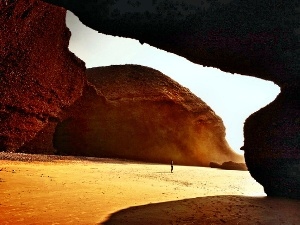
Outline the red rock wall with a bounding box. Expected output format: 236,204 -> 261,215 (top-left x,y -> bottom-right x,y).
0,0 -> 86,153
53,65 -> 243,166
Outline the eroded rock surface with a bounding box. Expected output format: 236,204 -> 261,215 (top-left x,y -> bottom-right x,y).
243,87 -> 300,198
41,0 -> 300,198
53,65 -> 242,166
0,0 -> 86,153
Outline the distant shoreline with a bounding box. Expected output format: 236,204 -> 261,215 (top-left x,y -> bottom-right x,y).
0,152 -> 147,164
0,152 -> 247,171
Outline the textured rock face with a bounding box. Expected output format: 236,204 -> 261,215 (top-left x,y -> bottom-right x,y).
0,0 -> 86,153
243,87 -> 300,198
42,0 -> 300,198
54,65 -> 242,166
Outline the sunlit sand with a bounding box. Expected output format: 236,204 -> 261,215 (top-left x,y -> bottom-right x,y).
1,155 -> 299,224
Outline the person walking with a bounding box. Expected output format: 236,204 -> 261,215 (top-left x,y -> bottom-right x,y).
171,160 -> 174,173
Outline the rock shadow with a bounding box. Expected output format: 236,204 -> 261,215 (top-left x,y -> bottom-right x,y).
101,195 -> 300,225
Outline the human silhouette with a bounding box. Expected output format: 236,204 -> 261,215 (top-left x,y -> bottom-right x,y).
171,160 -> 174,173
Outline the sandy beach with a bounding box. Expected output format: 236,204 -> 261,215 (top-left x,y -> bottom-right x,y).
0,153 -> 299,225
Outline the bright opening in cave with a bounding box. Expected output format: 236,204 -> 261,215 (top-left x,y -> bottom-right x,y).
66,11 -> 280,155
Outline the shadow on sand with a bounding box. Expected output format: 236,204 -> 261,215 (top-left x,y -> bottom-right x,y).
101,195 -> 300,225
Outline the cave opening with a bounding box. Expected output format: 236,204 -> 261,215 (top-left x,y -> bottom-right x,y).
1,3 -> 299,224
66,10 -> 280,156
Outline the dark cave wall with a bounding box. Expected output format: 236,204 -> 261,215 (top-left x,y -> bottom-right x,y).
42,0 -> 300,85
243,86 -> 300,199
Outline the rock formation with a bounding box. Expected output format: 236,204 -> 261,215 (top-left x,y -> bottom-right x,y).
53,65 -> 242,166
210,161 -> 248,171
0,0 -> 86,153
0,0 -> 241,167
242,87 -> 300,198
41,0 -> 300,198
2,0 -> 299,198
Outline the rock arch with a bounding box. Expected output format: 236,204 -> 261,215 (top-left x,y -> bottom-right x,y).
41,0 -> 300,199
1,0 -> 299,198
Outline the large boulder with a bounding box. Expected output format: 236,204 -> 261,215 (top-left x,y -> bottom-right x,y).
42,0 -> 300,198
53,65 -> 243,166
0,0 -> 86,153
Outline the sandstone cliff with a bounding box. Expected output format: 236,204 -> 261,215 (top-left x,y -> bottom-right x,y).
0,0 -> 86,153
54,65 -> 242,166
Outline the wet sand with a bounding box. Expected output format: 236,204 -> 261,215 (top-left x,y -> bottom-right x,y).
0,153 -> 299,224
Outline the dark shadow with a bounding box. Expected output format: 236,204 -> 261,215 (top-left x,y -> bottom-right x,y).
100,195 -> 300,225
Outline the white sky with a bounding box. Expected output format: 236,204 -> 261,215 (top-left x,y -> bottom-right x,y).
66,11 -> 280,154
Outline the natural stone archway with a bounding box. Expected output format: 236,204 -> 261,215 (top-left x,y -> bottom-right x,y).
0,0 -> 242,165
41,0 -> 300,198
42,0 -> 299,83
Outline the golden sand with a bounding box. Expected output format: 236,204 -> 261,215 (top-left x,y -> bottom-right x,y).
1,157 -> 299,224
